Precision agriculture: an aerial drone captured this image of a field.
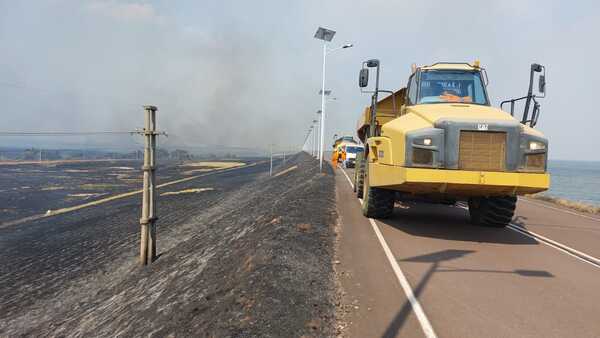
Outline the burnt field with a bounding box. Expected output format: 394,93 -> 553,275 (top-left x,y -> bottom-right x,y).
0,153 -> 338,337
0,159 -> 248,225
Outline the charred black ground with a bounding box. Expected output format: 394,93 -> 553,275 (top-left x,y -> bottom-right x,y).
0,153 -> 337,337
0,159 -> 252,224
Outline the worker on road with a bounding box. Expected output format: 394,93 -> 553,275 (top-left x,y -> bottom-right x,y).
332,150 -> 339,169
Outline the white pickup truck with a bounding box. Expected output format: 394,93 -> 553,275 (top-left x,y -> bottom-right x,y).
341,143 -> 364,168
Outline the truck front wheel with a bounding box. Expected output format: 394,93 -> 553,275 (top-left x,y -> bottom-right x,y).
362,162 -> 395,218
468,196 -> 517,228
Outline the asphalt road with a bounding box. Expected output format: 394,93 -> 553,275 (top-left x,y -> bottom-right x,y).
335,166 -> 600,338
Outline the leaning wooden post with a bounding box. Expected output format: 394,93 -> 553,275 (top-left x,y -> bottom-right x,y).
140,105 -> 158,265
269,144 -> 273,176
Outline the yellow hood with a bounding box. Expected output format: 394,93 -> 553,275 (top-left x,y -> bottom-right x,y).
407,104 -> 515,124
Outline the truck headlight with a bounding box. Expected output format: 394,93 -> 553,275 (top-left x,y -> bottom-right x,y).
529,141 -> 546,150
414,137 -> 433,146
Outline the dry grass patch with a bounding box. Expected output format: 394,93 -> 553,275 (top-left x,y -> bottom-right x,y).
528,194 -> 600,214
180,161 -> 245,175
273,165 -> 298,177
41,186 -> 64,191
181,161 -> 245,168
160,188 -> 214,196
79,183 -> 124,190
68,193 -> 106,198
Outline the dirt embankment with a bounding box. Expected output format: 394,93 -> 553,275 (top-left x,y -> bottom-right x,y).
1,153 -> 338,337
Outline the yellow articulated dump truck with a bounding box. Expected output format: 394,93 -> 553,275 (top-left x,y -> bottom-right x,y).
354,60 -> 549,227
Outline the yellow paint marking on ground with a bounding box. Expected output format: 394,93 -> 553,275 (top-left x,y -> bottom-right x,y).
0,160 -> 263,229
160,188 -> 214,196
273,165 -> 298,178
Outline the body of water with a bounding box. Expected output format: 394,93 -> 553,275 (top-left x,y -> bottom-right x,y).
544,160 -> 600,206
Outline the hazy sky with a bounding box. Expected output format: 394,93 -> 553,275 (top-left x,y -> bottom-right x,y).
1,0 -> 598,160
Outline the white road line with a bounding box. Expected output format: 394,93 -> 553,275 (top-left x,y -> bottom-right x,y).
507,224 -> 600,268
520,198 -> 600,222
339,167 -> 355,189
338,167 -> 437,338
455,205 -> 600,269
365,210 -> 438,338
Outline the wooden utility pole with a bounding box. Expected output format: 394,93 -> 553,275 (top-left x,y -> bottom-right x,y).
269,144 -> 273,176
140,105 -> 158,265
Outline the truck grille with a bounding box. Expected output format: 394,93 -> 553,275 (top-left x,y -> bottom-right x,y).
459,131 -> 507,171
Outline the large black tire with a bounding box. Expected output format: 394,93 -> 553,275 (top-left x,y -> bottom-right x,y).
468,196 -> 517,228
362,162 -> 395,218
355,157 -> 365,197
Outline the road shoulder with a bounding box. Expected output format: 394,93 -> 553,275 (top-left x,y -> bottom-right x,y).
333,167 -> 424,338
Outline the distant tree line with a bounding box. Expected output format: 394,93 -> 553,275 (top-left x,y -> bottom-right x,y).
0,148 -> 240,161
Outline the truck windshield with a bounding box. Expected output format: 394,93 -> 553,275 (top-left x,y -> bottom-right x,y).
418,70 -> 488,105
346,146 -> 363,154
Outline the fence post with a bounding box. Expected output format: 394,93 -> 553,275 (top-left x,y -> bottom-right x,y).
140,105 -> 158,265
269,144 -> 273,176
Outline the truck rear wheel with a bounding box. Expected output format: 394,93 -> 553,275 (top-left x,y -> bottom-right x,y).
362,162 -> 395,218
355,157 -> 365,197
468,196 -> 517,228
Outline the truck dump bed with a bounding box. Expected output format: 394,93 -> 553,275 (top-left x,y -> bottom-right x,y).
356,88 -> 406,142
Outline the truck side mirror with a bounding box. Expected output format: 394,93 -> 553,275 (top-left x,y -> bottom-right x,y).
538,75 -> 546,94
359,68 -> 369,88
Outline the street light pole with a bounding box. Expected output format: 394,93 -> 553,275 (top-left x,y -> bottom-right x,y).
319,41 -> 327,171
315,114 -> 321,160
314,27 -> 353,172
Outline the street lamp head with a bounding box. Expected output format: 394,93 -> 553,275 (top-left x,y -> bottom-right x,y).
319,90 -> 332,96
314,27 -> 336,42
366,59 -> 380,68
342,43 -> 353,49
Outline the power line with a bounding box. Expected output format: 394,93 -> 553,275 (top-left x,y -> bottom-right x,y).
0,131 -> 136,136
